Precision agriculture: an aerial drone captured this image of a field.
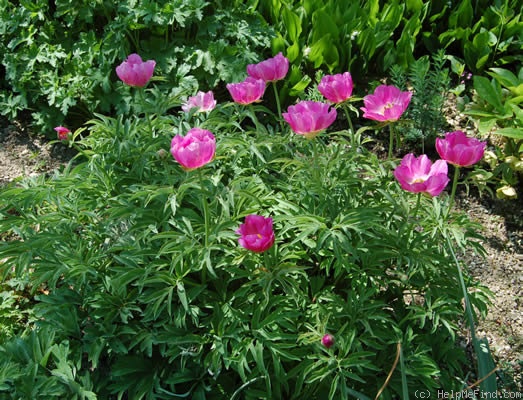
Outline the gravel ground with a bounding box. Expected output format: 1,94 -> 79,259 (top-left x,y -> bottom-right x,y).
1,118 -> 522,391
455,191 -> 523,391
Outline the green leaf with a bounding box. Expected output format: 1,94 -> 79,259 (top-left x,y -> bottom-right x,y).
449,0 -> 473,28
493,127 -> 523,139
286,41 -> 300,63
477,118 -> 497,135
464,31 -> 493,71
282,7 -> 302,43
176,280 -> 189,311
475,337 -> 498,393
406,0 -> 423,13
307,34 -> 339,69
473,75 -> 504,112
271,33 -> 286,54
311,8 -> 339,44
488,67 -> 520,88
289,74 -> 312,96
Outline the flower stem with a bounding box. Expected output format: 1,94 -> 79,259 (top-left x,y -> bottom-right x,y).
263,250 -> 271,271
248,105 -> 261,132
272,82 -> 284,132
311,138 -> 319,183
388,123 -> 394,159
138,87 -> 154,137
342,105 -> 356,147
412,192 -> 421,221
446,166 -> 460,218
197,168 -> 210,283
197,168 -> 210,248
395,124 -> 401,152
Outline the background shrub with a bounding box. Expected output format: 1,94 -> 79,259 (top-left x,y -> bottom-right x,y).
2,0 -> 521,135
0,0 -> 273,132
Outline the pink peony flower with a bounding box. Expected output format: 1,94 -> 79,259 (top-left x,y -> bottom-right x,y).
394,154 -> 450,197
226,77 -> 266,105
182,91 -> 217,113
321,334 -> 335,349
318,72 -> 354,103
54,126 -> 70,141
282,101 -> 337,139
247,52 -> 289,83
116,53 -> 156,87
236,215 -> 275,253
361,85 -> 412,122
435,130 -> 486,167
170,128 -> 216,171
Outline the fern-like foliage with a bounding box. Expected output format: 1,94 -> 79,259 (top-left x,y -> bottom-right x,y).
391,50 -> 451,152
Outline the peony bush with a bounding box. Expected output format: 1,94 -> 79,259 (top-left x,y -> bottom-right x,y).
0,52 -> 494,399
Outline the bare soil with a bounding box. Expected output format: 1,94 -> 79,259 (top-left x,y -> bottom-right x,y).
0,119 -> 77,186
1,117 -> 522,391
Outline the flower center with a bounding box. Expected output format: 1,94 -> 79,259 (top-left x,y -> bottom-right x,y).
412,176 -> 427,184
383,102 -> 395,110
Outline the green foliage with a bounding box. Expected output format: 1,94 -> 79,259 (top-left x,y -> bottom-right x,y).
0,277 -> 34,343
0,76 -> 493,398
465,67 -> 523,199
0,327 -> 97,399
256,0 -> 431,98
438,0 -> 523,73
252,0 -> 522,107
390,50 -> 451,152
0,0 -> 273,132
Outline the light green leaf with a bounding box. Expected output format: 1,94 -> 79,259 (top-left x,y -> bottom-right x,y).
282,7 -> 302,43
473,75 -> 504,112
494,127 -> 523,139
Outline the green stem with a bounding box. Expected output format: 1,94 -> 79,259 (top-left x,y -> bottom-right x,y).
248,105 -> 261,132
395,124 -> 401,152
311,138 -> 319,183
197,168 -> 210,249
272,82 -> 283,132
263,251 -> 271,271
388,123 -> 394,159
197,168 -> 210,284
310,138 -> 323,214
138,87 -> 154,137
342,105 -> 356,146
446,166 -> 460,218
412,192 -> 421,222
491,1 -> 506,63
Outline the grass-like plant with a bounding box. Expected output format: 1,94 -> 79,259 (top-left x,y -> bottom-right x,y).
0,52 -> 497,399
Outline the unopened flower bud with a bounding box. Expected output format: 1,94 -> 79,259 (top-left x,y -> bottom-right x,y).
321,334 -> 335,349
54,126 -> 70,140
156,148 -> 168,159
